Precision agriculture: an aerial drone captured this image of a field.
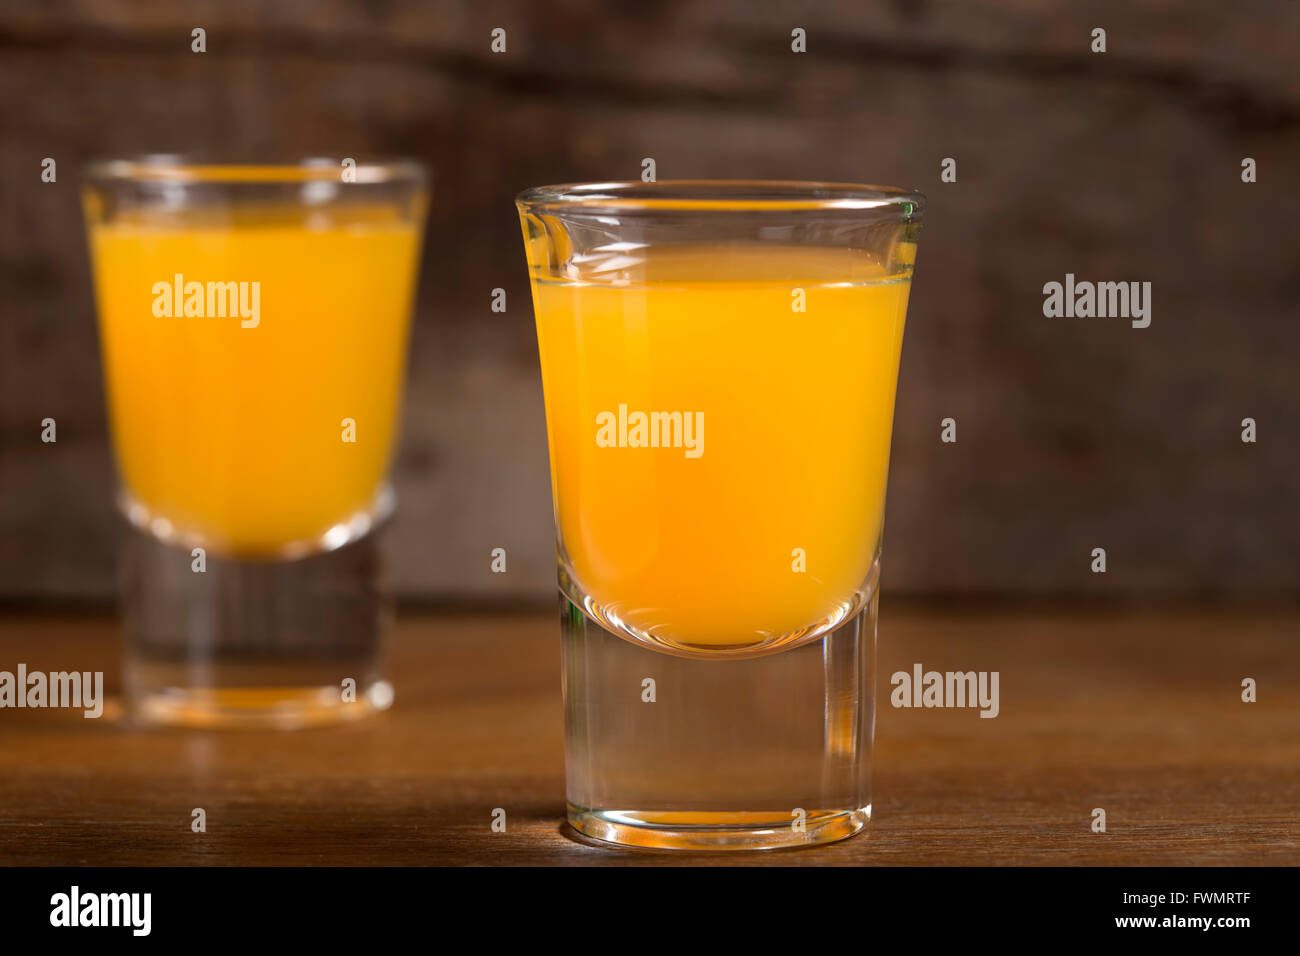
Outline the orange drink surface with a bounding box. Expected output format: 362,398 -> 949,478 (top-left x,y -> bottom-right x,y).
528,242 -> 913,652
87,204 -> 423,556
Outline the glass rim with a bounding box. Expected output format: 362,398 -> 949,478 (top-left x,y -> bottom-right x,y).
516,179 -> 925,216
82,154 -> 428,187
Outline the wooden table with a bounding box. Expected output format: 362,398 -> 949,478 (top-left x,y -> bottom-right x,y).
1,606 -> 1296,866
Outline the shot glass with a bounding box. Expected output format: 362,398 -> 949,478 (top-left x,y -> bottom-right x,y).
83,157 -> 427,728
518,180 -> 923,849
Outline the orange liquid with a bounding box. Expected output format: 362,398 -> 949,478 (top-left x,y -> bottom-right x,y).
528,243 -> 912,650
88,206 -> 422,555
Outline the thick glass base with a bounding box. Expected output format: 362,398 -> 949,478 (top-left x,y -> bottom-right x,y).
127,673 -> 394,730
569,805 -> 870,851
120,521 -> 391,729
561,589 -> 877,851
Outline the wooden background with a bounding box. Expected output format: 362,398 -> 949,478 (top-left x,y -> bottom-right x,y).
1,1 -> 1298,603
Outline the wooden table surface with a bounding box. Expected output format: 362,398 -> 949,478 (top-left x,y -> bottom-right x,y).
1,605 -> 1296,866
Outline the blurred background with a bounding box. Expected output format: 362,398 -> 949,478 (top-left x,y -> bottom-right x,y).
1,0 -> 1297,606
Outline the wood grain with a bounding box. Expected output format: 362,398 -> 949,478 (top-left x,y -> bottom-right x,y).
0,605 -> 1295,865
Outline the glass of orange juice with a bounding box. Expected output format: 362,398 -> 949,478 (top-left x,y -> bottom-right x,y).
83,157 -> 427,728
518,181 -> 924,849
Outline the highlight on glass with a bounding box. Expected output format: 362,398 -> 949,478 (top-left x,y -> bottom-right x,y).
518,180 -> 923,849
83,156 -> 428,728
